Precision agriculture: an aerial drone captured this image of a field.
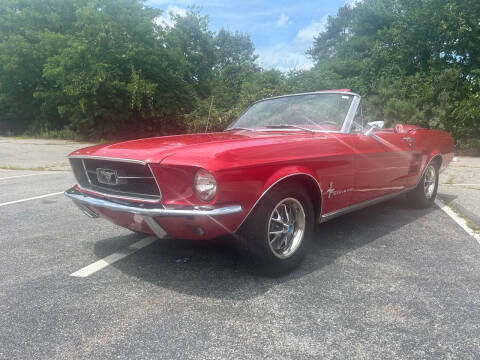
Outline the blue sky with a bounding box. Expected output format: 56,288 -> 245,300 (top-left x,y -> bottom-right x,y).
146,0 -> 353,72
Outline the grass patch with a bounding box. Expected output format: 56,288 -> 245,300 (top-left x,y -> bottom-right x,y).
10,135 -> 32,140
464,217 -> 480,234
445,201 -> 480,235
25,127 -> 79,141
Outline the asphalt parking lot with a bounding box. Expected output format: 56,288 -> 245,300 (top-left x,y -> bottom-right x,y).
1,138 -> 479,359
1,169 -> 479,359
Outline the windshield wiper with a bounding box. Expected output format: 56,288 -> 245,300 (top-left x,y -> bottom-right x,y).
263,124 -> 315,133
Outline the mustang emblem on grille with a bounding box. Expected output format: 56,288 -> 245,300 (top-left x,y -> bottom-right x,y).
96,168 -> 120,185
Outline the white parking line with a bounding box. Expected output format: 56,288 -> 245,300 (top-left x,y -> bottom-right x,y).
435,199 -> 480,245
440,183 -> 480,187
0,191 -> 64,207
0,172 -> 63,181
70,236 -> 158,277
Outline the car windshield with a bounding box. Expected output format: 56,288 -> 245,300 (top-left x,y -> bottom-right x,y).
228,93 -> 354,132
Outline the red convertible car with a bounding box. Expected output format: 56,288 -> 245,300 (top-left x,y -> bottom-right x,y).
65,90 -> 454,273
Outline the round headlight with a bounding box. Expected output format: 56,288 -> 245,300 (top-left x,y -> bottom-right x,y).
194,168 -> 217,202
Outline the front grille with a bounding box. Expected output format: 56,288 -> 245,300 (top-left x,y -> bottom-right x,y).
69,158 -> 161,201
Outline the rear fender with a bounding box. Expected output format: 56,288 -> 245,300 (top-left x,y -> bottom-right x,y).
411,129 -> 454,180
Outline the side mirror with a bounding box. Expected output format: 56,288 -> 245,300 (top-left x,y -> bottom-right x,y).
364,121 -> 385,136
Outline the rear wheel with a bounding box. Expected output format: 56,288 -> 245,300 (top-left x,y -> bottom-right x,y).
407,161 -> 439,208
237,182 -> 314,275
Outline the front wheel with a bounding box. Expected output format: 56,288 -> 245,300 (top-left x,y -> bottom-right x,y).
407,161 -> 439,208
237,182 -> 314,275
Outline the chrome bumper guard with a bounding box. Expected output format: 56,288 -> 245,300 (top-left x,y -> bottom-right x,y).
64,187 -> 243,218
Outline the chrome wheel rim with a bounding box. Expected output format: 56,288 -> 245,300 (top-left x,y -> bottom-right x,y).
424,165 -> 436,199
267,197 -> 306,259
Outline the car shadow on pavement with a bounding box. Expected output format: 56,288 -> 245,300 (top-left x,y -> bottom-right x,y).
93,195 -> 437,300
436,192 -> 457,204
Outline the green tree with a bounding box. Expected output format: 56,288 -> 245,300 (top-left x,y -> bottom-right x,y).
1,0 -> 478,153
305,0 -> 480,152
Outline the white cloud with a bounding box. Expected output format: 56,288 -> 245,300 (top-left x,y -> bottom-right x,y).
276,14 -> 289,27
256,43 -> 314,72
295,16 -> 328,47
344,0 -> 361,7
147,0 -> 189,6
154,5 -> 187,27
256,15 -> 329,72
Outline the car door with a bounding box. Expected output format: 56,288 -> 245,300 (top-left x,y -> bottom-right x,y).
312,132 -> 356,215
349,110 -> 414,204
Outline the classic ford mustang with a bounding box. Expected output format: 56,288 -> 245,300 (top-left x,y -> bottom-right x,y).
65,89 -> 454,273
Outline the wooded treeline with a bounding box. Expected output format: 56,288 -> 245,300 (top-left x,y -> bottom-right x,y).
0,0 -> 478,153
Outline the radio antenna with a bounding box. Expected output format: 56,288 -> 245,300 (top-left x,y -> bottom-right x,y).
205,96 -> 214,133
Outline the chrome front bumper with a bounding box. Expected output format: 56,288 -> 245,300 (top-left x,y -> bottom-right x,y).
65,187 -> 243,217
65,187 -> 243,239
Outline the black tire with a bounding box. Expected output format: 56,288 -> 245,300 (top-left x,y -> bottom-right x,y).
407,161 -> 439,208
236,181 -> 314,275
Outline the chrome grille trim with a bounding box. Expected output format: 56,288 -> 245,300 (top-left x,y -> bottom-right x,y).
69,157 -> 162,203
148,163 -> 162,201
75,185 -> 162,203
68,155 -> 146,164
81,159 -> 92,185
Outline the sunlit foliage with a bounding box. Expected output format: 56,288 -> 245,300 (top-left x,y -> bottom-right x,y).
0,0 -> 478,153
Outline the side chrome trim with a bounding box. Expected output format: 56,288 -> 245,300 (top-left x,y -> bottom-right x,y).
320,186 -> 415,222
233,173 -> 323,233
65,187 -> 242,217
314,155 -> 442,224
69,155 -> 146,165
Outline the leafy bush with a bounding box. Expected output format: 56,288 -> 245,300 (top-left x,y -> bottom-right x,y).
0,0 -> 479,152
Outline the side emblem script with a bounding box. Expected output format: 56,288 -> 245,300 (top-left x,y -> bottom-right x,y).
96,168 -> 119,185
326,182 -> 353,198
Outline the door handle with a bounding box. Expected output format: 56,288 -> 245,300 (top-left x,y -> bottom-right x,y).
402,137 -> 414,143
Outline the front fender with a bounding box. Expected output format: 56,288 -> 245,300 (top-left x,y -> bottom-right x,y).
215,165 -> 322,233
262,166 -> 320,191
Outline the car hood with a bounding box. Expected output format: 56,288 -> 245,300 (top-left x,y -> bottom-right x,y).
69,130 -> 331,170
71,131 -> 297,159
